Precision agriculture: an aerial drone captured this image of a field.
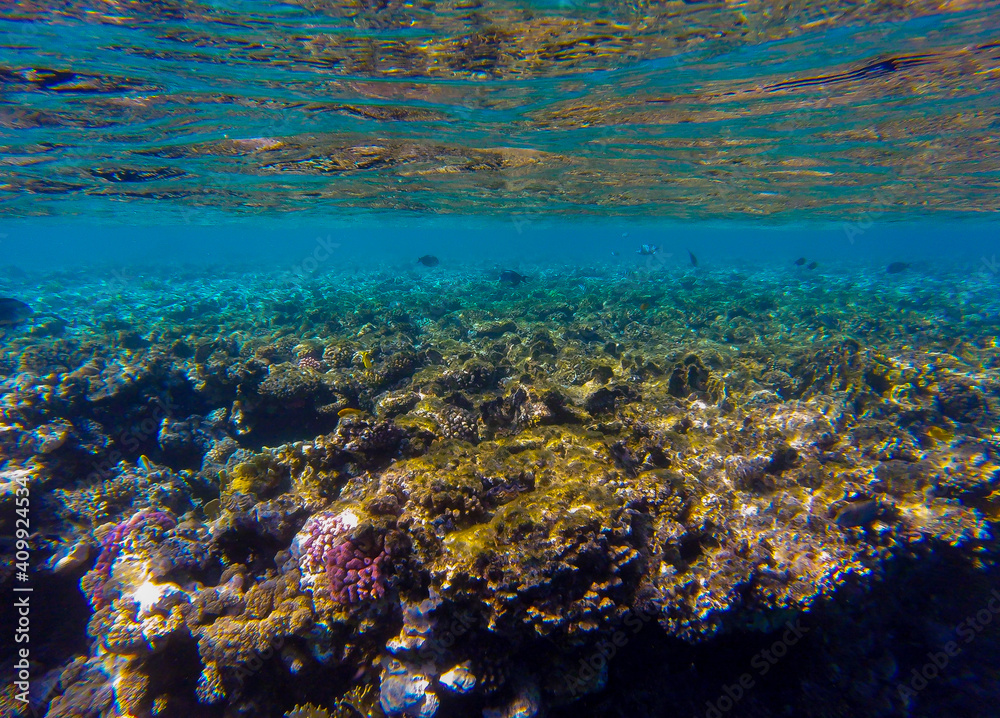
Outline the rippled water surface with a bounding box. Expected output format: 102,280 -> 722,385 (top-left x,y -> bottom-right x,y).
2,1 -> 999,220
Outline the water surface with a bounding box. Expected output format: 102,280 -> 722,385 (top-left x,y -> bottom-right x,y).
2,0 -> 998,220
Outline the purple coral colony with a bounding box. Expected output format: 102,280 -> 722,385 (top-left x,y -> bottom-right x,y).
1,261 -> 999,718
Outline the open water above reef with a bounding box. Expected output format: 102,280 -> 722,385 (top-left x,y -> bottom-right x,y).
2,0 -> 1000,717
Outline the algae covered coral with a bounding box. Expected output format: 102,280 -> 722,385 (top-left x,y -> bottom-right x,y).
1,261 -> 999,718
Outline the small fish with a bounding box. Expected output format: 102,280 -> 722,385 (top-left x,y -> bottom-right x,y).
0,297 -> 32,326
887,261 -> 910,274
203,498 -> 221,520
794,257 -> 807,266
499,269 -> 529,286
639,303 -> 649,311
835,499 -> 880,528
338,407 -> 366,418
611,251 -> 620,257
637,244 -> 658,256
807,261 -> 819,270
355,350 -> 373,369
688,250 -> 698,267
417,255 -> 439,267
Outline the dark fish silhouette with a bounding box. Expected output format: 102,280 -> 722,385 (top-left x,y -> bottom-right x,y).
836,500 -> 880,528
688,250 -> 698,267
499,270 -> 529,286
807,261 -> 819,270
637,244 -> 658,256
0,297 -> 32,326
417,255 -> 439,267
763,55 -> 935,94
90,167 -> 186,183
794,257 -> 807,266
887,261 -> 910,274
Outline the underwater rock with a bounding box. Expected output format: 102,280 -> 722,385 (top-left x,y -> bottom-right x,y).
45,656 -> 119,718
82,508 -> 178,610
667,354 -> 710,397
439,358 -> 498,391
936,377 -> 984,421
386,592 -> 442,655
379,658 -> 439,718
583,384 -> 635,415
479,385 -> 566,436
439,662 -> 477,694
527,330 -> 557,358
336,417 -> 409,459
157,414 -> 220,467
362,351 -> 420,392
31,419 -> 73,453
724,454 -> 771,489
473,320 -> 518,338
483,677 -> 540,718
377,390 -> 420,418
835,498 -> 882,528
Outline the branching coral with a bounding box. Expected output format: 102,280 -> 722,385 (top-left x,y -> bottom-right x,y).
294,510 -> 389,606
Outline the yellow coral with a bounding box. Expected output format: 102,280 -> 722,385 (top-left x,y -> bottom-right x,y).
285,704 -> 331,718
222,455 -> 285,497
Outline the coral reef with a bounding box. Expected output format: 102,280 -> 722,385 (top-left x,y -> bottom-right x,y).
2,263 -> 998,718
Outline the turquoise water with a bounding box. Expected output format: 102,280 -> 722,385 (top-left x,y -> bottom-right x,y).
2,219 -> 1000,270
3,3 -> 1000,718
2,2 -> 999,220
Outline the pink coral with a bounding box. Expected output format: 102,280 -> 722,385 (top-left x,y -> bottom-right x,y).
296,511 -> 387,604
297,356 -> 323,371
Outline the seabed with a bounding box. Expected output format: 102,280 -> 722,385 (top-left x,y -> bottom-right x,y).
1,260 -> 998,717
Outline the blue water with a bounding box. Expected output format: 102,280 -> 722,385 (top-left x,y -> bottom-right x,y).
3,3 -> 1000,718
2,219 -> 999,274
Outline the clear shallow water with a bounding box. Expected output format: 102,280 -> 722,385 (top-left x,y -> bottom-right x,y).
4,5 -> 1000,718
3,219 -> 1000,272
2,0 -> 999,220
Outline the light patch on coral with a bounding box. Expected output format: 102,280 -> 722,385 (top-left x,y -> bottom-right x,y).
130,578 -> 183,619
339,509 -> 359,530
439,662 -> 477,694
